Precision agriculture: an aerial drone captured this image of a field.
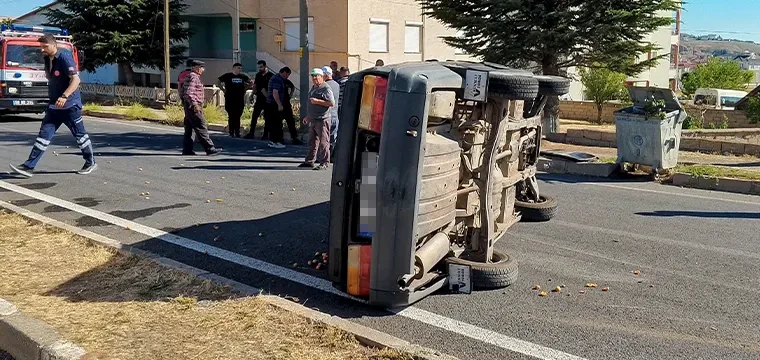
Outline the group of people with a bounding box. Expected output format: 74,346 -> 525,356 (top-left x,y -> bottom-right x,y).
212,59 -> 353,170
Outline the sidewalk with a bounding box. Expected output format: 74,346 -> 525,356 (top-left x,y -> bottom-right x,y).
0,211 -> 410,360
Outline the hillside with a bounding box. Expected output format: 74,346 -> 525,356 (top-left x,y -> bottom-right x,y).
681,33 -> 760,59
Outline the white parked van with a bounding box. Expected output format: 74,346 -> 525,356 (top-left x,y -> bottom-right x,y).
693,88 -> 748,110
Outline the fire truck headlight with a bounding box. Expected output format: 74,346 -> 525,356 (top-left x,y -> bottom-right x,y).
8,88 -> 18,94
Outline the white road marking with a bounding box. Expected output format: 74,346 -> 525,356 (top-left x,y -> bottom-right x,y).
394,307 -> 586,360
587,182 -> 760,206
0,179 -> 586,360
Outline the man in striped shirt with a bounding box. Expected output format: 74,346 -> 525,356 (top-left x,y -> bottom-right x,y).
181,60 -> 221,156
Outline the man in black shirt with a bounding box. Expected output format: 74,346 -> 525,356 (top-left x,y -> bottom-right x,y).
217,63 -> 251,137
281,78 -> 303,145
245,60 -> 273,139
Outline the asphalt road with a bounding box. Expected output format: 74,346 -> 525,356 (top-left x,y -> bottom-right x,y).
1,114 -> 759,360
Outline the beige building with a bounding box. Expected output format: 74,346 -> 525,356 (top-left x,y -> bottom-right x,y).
179,0 -> 474,87
567,8 -> 682,100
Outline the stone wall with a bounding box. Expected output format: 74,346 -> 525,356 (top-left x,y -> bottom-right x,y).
547,128 -> 760,156
559,101 -> 759,128
558,101 -> 623,124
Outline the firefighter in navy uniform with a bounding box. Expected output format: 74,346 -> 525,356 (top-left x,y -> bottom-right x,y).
10,34 -> 95,178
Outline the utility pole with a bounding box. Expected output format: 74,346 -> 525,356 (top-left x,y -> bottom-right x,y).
233,0 -> 240,63
163,0 -> 171,103
299,0 -> 309,120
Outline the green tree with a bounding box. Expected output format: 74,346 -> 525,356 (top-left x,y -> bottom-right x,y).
44,0 -> 191,86
746,95 -> 760,124
681,58 -> 755,95
0,18 -> 13,27
579,67 -> 627,123
417,0 -> 680,133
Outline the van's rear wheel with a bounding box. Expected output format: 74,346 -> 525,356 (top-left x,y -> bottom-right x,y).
446,249 -> 518,290
516,195 -> 558,222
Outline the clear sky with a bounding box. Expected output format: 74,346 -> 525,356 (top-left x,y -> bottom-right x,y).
2,0 -> 759,43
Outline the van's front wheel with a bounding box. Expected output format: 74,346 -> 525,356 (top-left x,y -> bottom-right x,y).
446,249 -> 518,290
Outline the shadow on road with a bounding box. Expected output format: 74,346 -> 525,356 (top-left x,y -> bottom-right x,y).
537,172 -> 652,184
636,210 -> 760,219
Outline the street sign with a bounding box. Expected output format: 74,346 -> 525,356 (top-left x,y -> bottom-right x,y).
448,263 -> 472,294
463,69 -> 488,102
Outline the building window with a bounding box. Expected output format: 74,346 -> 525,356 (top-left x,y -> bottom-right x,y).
241,21 -> 255,32
404,22 -> 422,54
369,19 -> 389,53
284,17 -> 314,52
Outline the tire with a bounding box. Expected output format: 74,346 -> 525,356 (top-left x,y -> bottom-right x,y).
535,75 -> 571,96
515,195 -> 558,222
446,249 -> 518,290
443,63 -> 539,100
487,73 -> 539,101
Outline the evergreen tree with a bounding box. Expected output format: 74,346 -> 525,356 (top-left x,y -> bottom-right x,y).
44,0 -> 191,86
417,0 -> 680,132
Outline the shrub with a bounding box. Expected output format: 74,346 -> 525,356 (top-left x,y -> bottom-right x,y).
164,105 -> 185,126
124,103 -> 155,120
82,103 -> 103,112
204,105 -> 228,125
746,95 -> 760,124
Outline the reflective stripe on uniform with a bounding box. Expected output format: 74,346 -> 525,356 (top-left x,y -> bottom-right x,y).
34,143 -> 47,151
36,137 -> 51,145
74,117 -> 83,124
79,140 -> 91,149
77,134 -> 89,144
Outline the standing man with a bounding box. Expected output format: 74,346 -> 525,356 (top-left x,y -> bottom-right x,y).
217,63 -> 251,138
245,60 -> 273,139
182,60 -> 222,156
281,77 -> 303,145
299,68 -> 335,170
329,61 -> 339,76
336,67 -> 350,122
10,34 -> 95,178
375,59 -> 385,67
322,66 -> 340,160
264,67 -> 292,149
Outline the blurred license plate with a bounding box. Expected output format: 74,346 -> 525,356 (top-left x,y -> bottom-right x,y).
13,100 -> 34,106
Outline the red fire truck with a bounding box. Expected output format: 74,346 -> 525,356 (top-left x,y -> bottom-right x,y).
0,24 -> 79,116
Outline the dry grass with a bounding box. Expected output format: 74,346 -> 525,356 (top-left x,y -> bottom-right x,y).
0,211 -> 410,360
675,164 -> 760,181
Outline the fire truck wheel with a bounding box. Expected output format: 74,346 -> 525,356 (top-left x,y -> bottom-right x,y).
487,73 -> 540,101
515,195 -> 558,222
446,249 -> 518,290
535,75 -> 571,96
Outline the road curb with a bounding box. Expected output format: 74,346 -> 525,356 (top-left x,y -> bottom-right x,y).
669,173 -> 760,196
0,201 -> 456,360
537,157 -> 619,178
82,111 -> 228,133
0,298 -> 89,360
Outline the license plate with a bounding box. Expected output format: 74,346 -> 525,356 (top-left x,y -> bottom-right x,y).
12,100 -> 34,106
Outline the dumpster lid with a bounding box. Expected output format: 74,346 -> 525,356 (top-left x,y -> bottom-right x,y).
627,86 -> 683,111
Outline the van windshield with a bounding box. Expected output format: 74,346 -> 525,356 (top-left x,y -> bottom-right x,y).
4,44 -> 45,70
693,94 -> 716,106
720,96 -> 743,108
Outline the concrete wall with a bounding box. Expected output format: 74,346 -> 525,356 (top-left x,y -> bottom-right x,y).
558,101 -> 760,128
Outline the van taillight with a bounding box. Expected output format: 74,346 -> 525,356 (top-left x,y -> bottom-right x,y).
347,244 -> 371,296
358,75 -> 388,134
